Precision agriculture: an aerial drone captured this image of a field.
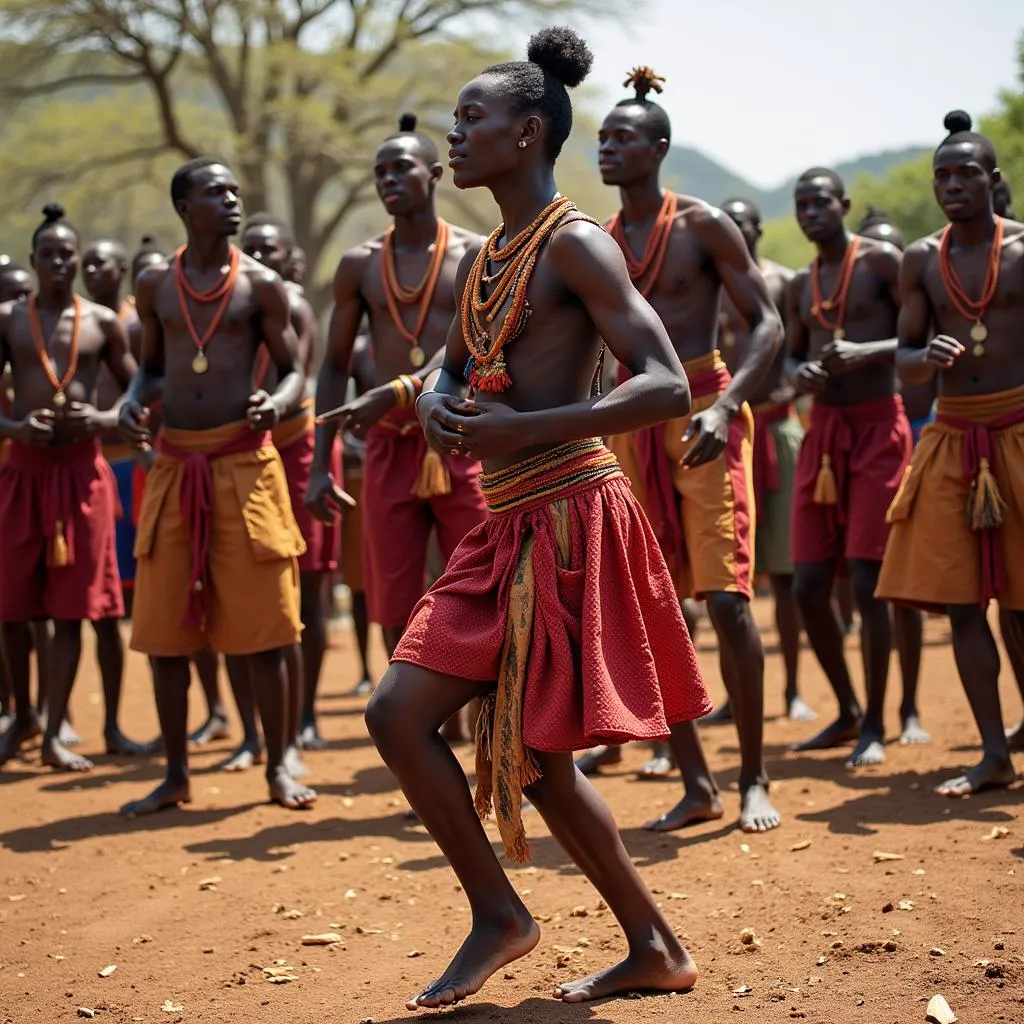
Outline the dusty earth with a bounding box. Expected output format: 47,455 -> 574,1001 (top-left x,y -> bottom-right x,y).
1,598 -> 1022,1024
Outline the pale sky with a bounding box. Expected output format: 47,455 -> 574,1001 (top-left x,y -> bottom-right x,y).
577,0 -> 1021,187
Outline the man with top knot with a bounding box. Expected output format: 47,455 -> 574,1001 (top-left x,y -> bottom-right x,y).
877,111 -> 1024,796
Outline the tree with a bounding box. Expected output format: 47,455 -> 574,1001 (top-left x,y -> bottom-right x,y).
0,0 -> 620,310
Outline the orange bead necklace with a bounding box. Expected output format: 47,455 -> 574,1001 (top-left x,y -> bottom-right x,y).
29,294 -> 82,408
381,218 -> 450,369
461,196 -> 576,393
174,244 -> 241,374
938,217 -> 1004,357
607,190 -> 677,298
811,235 -> 860,340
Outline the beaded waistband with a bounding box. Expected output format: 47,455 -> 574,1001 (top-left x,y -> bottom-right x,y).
479,438 -> 622,514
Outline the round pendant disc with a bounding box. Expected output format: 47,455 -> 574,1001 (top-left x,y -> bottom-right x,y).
409,345 -> 426,369
53,390 -> 67,407
833,327 -> 845,341
192,352 -> 209,374
973,343 -> 986,358
722,331 -> 736,348
970,321 -> 988,343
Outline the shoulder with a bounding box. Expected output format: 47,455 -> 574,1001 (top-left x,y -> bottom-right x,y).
136,258 -> 172,296
858,235 -> 902,275
285,280 -> 314,315
903,235 -> 939,275
762,258 -> 795,284
680,198 -> 748,255
447,223 -> 486,256
81,297 -> 119,330
547,213 -> 623,268
789,265 -> 811,291
335,238 -> 380,287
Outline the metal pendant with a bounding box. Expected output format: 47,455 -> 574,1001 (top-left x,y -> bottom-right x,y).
192,351 -> 209,374
409,345 -> 426,368
833,327 -> 845,341
970,321 -> 988,344
53,390 -> 67,407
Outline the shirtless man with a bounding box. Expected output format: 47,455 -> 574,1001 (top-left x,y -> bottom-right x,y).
118,158 -> 315,814
307,114 -> 488,659
878,111 -> 1024,794
123,236 -> 231,748
0,259 -> 33,303
591,68 -> 784,833
71,239 -> 157,756
0,205 -> 135,771
718,198 -> 812,722
786,167 -> 924,766
363,28 -> 711,1008
855,209 -> 929,748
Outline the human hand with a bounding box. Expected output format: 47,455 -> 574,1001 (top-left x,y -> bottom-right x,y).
315,385 -> 396,435
819,339 -> 866,376
304,470 -> 356,524
17,408 -> 56,447
794,360 -> 830,396
681,401 -> 734,468
247,389 -> 280,431
118,400 -> 151,448
925,334 -> 965,369
61,401 -> 106,442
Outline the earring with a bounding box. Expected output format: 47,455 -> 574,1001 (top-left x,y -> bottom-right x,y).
518,140 -> 526,149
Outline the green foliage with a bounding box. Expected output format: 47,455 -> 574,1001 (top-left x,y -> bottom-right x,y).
0,0 -> 625,309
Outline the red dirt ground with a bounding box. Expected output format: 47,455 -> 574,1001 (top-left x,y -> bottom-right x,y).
1,599 -> 1022,1024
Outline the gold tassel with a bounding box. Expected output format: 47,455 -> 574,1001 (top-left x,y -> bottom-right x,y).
411,447 -> 452,498
967,457 -> 1006,531
813,453 -> 838,505
52,521 -> 70,567
473,694 -> 496,822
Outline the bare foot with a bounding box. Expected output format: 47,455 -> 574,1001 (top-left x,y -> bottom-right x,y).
285,745 -> 310,779
787,696 -> 817,722
702,702 -> 733,725
1007,721 -> 1024,753
121,778 -> 192,817
899,714 -> 931,745
0,715 -> 41,767
739,782 -> 781,833
644,790 -> 725,832
554,934 -> 698,1002
637,755 -> 675,780
269,769 -> 317,810
218,743 -> 263,772
790,714 -> 862,752
300,721 -> 328,751
349,677 -> 374,697
936,755 -> 1016,797
847,732 -> 886,768
41,737 -> 93,772
58,719 -> 84,747
406,911 -> 540,1010
575,745 -> 623,776
105,728 -> 159,757
189,713 -> 231,746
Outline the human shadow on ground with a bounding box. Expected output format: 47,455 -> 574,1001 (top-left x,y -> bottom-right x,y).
181,812 -> 439,862
0,802 -> 255,853
364,996 -> 653,1024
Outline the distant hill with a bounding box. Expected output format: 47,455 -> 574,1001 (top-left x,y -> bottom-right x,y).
659,145 -> 929,218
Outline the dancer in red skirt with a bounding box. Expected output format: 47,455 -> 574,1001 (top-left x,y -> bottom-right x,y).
350,26 -> 711,1012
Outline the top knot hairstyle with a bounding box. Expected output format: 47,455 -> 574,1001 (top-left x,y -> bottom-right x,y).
482,26 -> 594,160
615,64 -> 671,144
858,206 -> 893,230
32,203 -> 79,248
935,109 -> 998,172
382,111 -> 440,164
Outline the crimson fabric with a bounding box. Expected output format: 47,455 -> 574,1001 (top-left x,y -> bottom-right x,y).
156,428 -> 271,628
752,403 -> 790,523
0,439 -> 123,622
276,421 -> 342,574
935,405 -> 1024,604
363,406 -> 487,628
393,468 -> 711,752
792,395 -> 911,564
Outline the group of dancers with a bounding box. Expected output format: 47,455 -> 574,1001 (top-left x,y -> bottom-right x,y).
0,23 -> 1021,1010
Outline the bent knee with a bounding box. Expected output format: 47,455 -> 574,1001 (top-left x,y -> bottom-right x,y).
705,591 -> 751,628
364,668 -> 407,746
792,566 -> 831,609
